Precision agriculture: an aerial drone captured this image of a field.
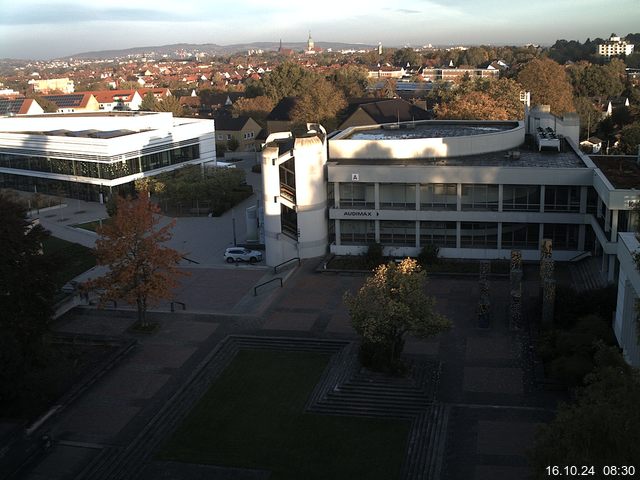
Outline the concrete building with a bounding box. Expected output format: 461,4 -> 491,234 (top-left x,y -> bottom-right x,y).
28,77 -> 75,94
598,34 -> 635,57
260,108 -> 640,367
0,111 -> 216,202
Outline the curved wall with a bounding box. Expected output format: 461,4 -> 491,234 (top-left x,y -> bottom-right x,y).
330,121 -> 525,159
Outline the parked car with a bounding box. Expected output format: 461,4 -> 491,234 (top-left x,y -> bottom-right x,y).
224,247 -> 263,264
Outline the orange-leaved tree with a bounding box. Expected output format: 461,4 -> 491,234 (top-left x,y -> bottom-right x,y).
88,189 -> 186,327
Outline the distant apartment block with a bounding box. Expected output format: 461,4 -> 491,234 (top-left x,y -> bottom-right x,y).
28,77 -> 75,94
421,67 -> 500,82
598,34 -> 635,57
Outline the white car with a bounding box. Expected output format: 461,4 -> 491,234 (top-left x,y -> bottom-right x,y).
224,247 -> 263,264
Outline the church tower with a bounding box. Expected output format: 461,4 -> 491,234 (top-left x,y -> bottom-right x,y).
307,31 -> 314,52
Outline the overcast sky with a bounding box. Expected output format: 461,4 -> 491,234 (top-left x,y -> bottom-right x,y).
0,0 -> 638,59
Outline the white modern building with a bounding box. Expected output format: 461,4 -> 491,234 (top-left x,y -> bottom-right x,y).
0,111 -> 216,201
261,107 -> 640,365
598,34 -> 635,57
614,232 -> 640,366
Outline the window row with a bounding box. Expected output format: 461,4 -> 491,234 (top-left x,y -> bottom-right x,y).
338,220 -> 580,250
335,183 -> 583,213
0,144 -> 199,180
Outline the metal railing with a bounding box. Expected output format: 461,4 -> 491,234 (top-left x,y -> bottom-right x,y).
181,256 -> 200,264
254,277 -> 283,296
273,257 -> 301,274
170,301 -> 186,312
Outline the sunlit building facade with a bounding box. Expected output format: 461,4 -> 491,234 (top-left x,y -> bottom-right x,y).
0,111 -> 216,201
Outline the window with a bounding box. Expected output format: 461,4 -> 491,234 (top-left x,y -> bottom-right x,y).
217,134 -> 223,140
340,220 -> 375,245
281,204 -> 297,239
379,221 -> 416,246
544,186 -> 580,212
379,183 -> 416,209
420,221 -> 456,247
339,182 -> 375,209
420,183 -> 457,210
226,134 -> 232,141
461,222 -> 498,248
543,224 -> 579,250
461,184 -> 498,211
502,223 -> 539,249
502,185 -> 540,211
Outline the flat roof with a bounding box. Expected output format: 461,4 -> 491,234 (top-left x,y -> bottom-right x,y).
5,129 -> 142,139
330,144 -> 587,169
14,111 -> 157,118
590,155 -> 640,189
344,121 -> 518,140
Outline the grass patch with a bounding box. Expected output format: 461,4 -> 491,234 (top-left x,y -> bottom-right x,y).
73,218 -> 110,232
159,349 -> 410,480
1,343 -> 114,420
42,237 -> 96,298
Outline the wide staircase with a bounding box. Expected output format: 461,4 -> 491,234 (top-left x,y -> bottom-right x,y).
569,256 -> 608,292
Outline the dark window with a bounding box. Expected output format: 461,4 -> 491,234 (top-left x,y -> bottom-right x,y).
461,184 -> 499,211
420,221 -> 456,247
544,186 -> 580,212
543,223 -> 579,250
340,220 -> 375,245
502,223 -> 540,249
379,220 -> 416,246
502,185 -> 540,211
461,222 -> 498,248
339,182 -> 375,209
420,183 -> 457,210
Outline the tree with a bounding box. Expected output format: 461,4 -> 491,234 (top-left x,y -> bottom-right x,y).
226,136 -> 240,152
257,61 -> 319,103
344,258 -> 451,372
618,123 -> 640,154
231,95 -> 274,125
88,190 -> 185,327
531,349 -> 640,476
573,96 -> 602,138
392,47 -> 420,68
28,94 -> 58,113
435,77 -> 524,120
290,77 -> 347,128
155,95 -> 185,117
0,194 -> 55,402
332,64 -> 369,98
517,58 -> 575,116
140,91 -> 159,111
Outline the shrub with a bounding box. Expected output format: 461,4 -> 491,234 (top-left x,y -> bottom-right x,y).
417,244 -> 439,267
549,354 -> 595,387
554,285 -> 617,328
363,242 -> 384,269
359,339 -> 407,375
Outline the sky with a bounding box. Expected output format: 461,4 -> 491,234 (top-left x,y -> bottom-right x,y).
0,0 -> 638,60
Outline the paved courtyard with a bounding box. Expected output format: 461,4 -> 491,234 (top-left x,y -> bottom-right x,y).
15,257 -> 560,480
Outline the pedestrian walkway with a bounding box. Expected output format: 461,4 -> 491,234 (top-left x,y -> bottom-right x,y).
16,258 -> 561,480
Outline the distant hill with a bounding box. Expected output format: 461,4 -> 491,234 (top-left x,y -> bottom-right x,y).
65,42 -> 377,60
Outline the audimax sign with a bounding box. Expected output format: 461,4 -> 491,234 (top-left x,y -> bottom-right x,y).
341,210 -> 380,217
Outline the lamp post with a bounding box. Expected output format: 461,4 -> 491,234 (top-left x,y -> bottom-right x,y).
232,209 -> 237,246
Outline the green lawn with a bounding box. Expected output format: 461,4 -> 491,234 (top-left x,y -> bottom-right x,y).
42,237 -> 96,295
158,350 -> 410,480
73,218 -> 110,232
